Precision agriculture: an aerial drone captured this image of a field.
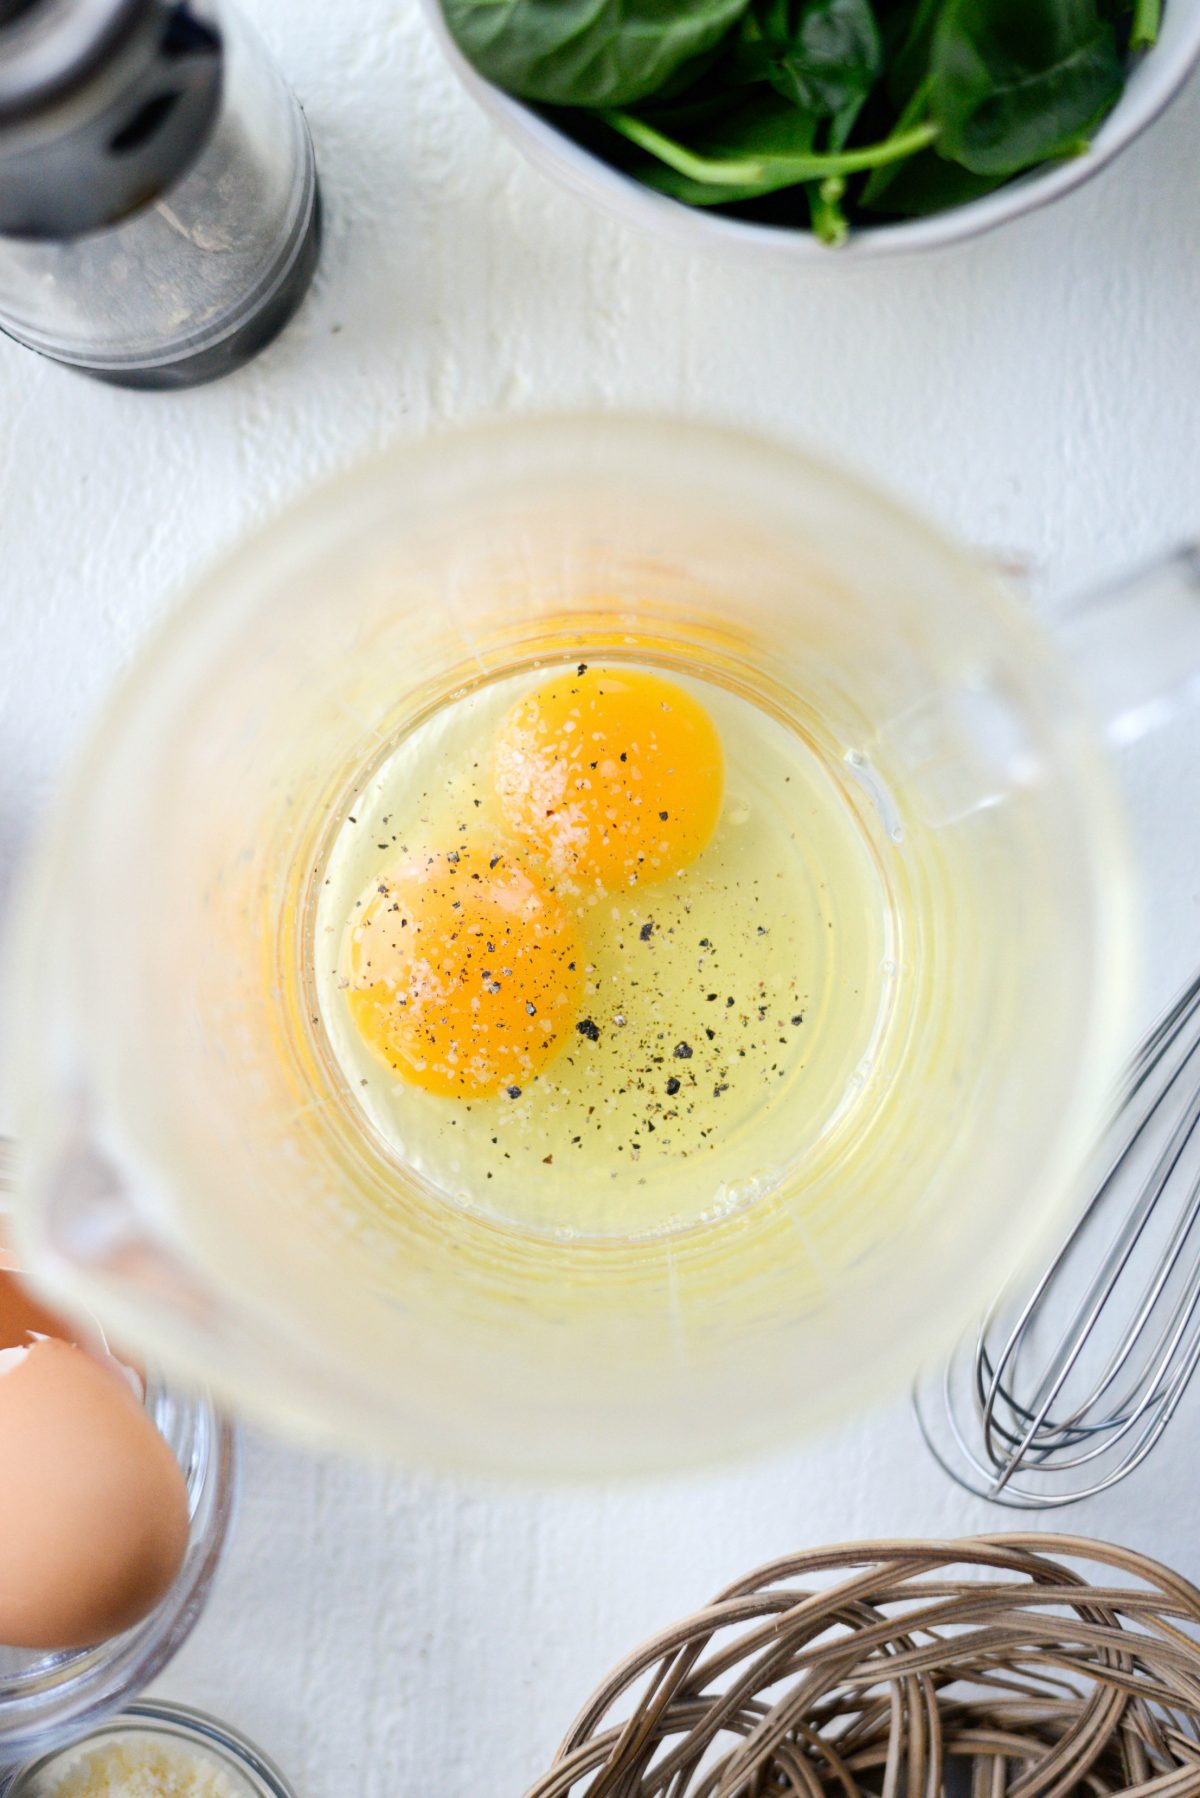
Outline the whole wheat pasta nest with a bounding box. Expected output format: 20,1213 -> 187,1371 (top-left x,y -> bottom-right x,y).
526,1535 -> 1200,1798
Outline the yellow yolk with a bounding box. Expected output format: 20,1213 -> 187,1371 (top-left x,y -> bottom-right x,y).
491,667 -> 724,892
344,847 -> 582,1098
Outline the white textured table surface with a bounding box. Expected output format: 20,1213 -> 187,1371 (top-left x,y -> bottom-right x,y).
3,5 -> 1200,1793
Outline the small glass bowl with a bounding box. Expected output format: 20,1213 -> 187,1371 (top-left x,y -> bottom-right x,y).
3,1700 -> 294,1797
0,1380 -> 238,1769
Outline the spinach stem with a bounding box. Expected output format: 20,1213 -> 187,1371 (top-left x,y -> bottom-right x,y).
891,72 -> 935,138
808,177 -> 849,247
1130,0 -> 1161,47
861,72 -> 934,207
602,111 -> 939,188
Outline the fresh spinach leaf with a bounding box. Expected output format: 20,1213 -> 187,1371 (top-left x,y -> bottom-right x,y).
859,144 -> 1005,213
440,0 -> 754,108
829,92 -> 866,146
746,0 -> 883,117
883,0 -> 940,104
640,86 -> 752,131
931,0 -> 1124,176
645,34 -> 740,103
858,65 -> 929,203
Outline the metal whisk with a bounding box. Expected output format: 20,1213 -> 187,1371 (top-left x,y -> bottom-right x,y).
916,970 -> 1200,1508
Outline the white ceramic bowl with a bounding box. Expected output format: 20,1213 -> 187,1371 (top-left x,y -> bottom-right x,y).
419,0 -> 1200,260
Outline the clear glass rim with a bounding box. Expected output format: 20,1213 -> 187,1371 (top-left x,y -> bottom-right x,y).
3,415 -> 1138,1473
3,1700 -> 295,1798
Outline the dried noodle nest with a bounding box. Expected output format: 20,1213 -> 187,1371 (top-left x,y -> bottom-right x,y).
526,1535 -> 1200,1798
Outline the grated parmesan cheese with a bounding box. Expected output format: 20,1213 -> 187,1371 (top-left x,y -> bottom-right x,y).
37,1732 -> 252,1798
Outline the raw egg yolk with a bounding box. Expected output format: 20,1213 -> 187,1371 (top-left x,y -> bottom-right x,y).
344,847 -> 581,1099
491,667 -> 724,891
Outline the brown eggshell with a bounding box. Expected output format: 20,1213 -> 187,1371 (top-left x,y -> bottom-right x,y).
0,1265 -> 82,1352
0,1339 -> 190,1650
0,1264 -> 146,1398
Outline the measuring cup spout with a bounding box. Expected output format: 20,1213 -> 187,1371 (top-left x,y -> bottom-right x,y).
1053,548 -> 1200,748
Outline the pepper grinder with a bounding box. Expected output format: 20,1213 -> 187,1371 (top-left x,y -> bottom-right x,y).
0,0 -> 321,388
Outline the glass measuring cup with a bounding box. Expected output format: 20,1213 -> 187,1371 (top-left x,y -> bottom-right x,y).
5,417 -> 1198,1474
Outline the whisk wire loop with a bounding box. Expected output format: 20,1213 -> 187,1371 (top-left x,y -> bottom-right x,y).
918,972 -> 1200,1506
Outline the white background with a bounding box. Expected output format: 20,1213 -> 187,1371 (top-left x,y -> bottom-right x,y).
3,4 -> 1200,1792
